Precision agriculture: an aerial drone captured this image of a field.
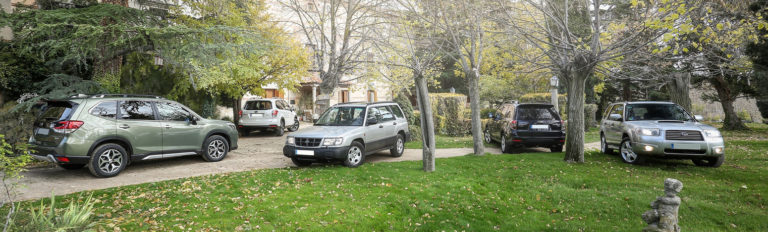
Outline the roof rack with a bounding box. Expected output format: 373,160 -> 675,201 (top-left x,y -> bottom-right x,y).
335,101 -> 398,106
70,94 -> 165,99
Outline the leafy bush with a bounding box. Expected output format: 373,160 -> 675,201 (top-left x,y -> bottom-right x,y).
1,134 -> 32,232
22,194 -> 96,232
407,125 -> 422,142
481,108 -> 498,119
394,94 -> 416,126
738,110 -> 752,123
519,92 -> 566,113
429,93 -> 467,136
584,104 -> 598,130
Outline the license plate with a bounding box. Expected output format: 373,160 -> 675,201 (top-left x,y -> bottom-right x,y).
250,113 -> 263,118
36,128 -> 50,135
296,150 -> 314,156
531,124 -> 549,130
671,143 -> 699,150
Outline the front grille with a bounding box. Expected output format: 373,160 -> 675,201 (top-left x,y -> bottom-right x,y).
295,137 -> 322,147
664,149 -> 706,154
665,130 -> 704,141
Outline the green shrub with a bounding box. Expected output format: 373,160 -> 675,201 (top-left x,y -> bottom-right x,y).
23,194 -> 96,232
758,100 -> 768,124
584,104 -> 598,130
480,108 -> 497,119
738,110 -> 752,122
412,111 -> 421,127
394,94 -> 417,126
429,93 -> 467,136
407,125 -> 422,142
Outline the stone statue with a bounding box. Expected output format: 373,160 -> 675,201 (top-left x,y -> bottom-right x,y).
642,178 -> 683,232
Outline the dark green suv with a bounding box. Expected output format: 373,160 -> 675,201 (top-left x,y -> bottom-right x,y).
28,94 -> 238,177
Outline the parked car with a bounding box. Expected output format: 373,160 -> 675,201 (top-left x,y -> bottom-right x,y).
600,101 -> 725,167
28,94 -> 239,177
484,102 -> 565,153
238,98 -> 299,136
283,102 -> 410,167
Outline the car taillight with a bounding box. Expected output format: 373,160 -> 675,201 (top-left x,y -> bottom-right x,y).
52,120 -> 84,134
272,109 -> 278,117
509,120 -> 517,130
238,110 -> 243,117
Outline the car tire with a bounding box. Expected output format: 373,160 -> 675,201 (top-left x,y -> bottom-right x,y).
390,134 -> 405,157
601,134 -> 616,155
344,141 -> 365,168
291,157 -> 312,167
692,155 -> 724,168
58,164 -> 85,170
288,117 -> 300,132
87,143 -> 128,178
275,120 -> 285,136
550,145 -> 563,153
619,138 -> 645,164
202,135 -> 229,162
500,134 -> 511,154
484,127 -> 492,144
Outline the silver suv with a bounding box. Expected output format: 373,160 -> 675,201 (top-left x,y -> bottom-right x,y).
600,101 -> 725,167
283,102 -> 410,167
238,98 -> 299,136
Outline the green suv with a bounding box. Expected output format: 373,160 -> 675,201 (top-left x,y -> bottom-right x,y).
28,94 -> 239,177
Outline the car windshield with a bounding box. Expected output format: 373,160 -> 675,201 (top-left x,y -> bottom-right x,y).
625,104 -> 692,121
314,107 -> 366,126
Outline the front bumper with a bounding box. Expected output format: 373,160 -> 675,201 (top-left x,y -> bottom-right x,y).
283,145 -> 350,160
631,135 -> 725,158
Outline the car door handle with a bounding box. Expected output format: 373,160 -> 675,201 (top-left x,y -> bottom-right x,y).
165,124 -> 172,129
379,125 -> 384,128
393,122 -> 397,125
119,124 -> 130,129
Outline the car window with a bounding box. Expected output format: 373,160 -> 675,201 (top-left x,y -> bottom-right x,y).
156,102 -> 191,121
90,101 -> 117,118
39,101 -> 76,121
118,101 -> 155,120
376,106 -> 395,122
517,106 -> 557,120
275,100 -> 285,110
503,105 -> 515,119
609,104 -> 624,120
244,101 -> 272,110
282,100 -> 291,110
390,105 -> 404,118
315,107 -> 366,126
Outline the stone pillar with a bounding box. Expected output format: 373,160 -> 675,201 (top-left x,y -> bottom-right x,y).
311,84 -> 317,115
642,178 -> 683,232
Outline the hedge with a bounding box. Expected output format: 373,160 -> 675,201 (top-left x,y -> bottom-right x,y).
429,93 -> 469,136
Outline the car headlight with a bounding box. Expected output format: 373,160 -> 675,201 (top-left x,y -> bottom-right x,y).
286,136 -> 295,145
704,130 -> 721,137
227,123 -> 236,130
638,128 -> 661,136
322,137 -> 343,146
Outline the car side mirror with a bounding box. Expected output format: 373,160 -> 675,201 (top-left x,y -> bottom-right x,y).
290,106 -> 296,112
367,116 -> 378,125
608,113 -> 623,121
186,116 -> 197,125
694,115 -> 704,121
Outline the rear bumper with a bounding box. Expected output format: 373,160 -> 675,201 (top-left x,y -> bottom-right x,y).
508,131 -> 565,147
29,145 -> 89,165
238,118 -> 281,128
283,145 -> 350,160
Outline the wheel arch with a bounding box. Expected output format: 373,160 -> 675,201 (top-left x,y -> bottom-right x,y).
87,136 -> 133,157
204,129 -> 232,151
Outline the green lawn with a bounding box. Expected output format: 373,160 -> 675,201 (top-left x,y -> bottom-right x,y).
5,125 -> 767,231
585,128 -> 600,144
405,135 -> 498,149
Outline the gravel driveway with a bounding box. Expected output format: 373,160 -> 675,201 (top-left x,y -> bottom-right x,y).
5,124 -> 599,202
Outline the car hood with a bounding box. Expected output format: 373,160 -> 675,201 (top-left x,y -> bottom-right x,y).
624,120 -> 719,131
291,126 -> 363,138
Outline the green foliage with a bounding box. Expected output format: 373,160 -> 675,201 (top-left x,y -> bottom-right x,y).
0,134 -> 32,180
394,94 -> 416,126
407,125 -> 422,142
24,194 -> 96,232
0,102 -> 38,148
480,108 -> 498,119
738,110 -> 752,123
93,72 -> 120,94
13,75 -> 104,111
519,92 -> 567,113
429,93 -> 467,136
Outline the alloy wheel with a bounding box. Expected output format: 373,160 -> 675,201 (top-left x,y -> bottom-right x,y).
208,140 -> 226,159
501,135 -> 507,152
620,140 -> 638,163
396,137 -> 404,154
97,149 -> 123,174
484,130 -> 491,143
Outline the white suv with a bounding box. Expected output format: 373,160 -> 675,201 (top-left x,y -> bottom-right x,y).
238,98 -> 299,136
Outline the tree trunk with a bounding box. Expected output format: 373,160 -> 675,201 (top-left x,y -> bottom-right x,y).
232,97 -> 242,125
415,74 -> 436,172
666,73 -> 692,112
564,72 -> 587,163
622,79 -> 631,101
467,68 -> 485,155
710,76 -> 748,130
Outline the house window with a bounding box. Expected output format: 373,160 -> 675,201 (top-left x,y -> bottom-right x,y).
264,89 -> 283,98
340,90 -> 349,103
367,90 -> 377,102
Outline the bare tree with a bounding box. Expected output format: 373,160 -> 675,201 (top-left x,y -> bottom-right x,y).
281,0 -> 386,95
405,0 -> 494,156
371,1 -> 440,171
497,0 -> 681,162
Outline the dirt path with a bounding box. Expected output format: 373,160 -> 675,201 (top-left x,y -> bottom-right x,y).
5,124 -> 600,202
